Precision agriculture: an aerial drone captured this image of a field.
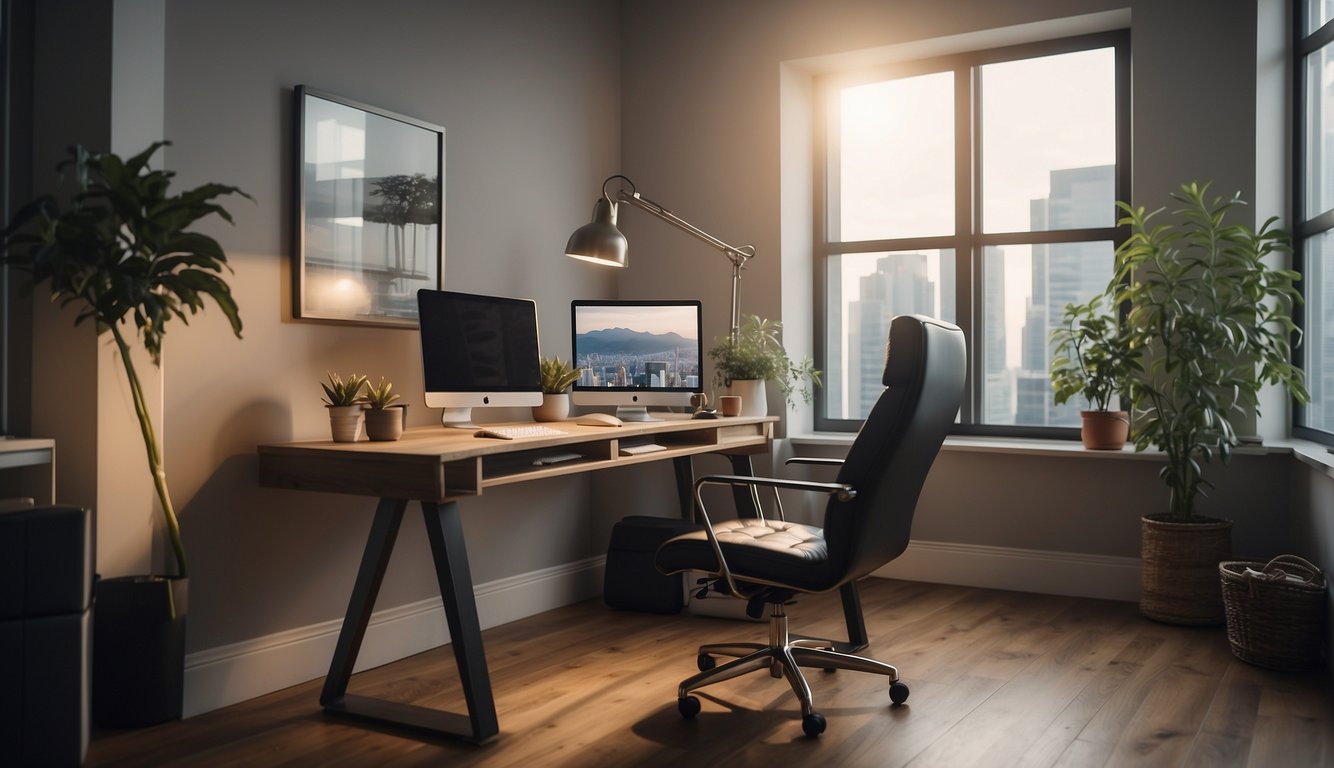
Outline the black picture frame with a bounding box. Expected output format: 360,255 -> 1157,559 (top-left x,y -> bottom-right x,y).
293,85 -> 444,327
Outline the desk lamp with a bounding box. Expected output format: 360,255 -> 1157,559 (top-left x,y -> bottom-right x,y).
565,175 -> 754,341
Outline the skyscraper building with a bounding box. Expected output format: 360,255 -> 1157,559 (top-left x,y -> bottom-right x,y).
847,253 -> 936,417
1015,164 -> 1115,426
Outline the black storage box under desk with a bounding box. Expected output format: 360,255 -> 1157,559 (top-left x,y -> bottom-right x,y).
604,515 -> 702,614
0,504 -> 95,767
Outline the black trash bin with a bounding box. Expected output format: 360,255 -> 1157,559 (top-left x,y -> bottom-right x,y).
604,515 -> 701,614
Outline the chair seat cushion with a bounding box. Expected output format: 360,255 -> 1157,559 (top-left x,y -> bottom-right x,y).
655,518 -> 830,589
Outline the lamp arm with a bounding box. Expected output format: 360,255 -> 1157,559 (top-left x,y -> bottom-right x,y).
611,183 -> 755,336
614,189 -> 753,267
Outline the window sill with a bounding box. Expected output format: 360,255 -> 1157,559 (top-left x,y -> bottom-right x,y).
786,432 -> 1300,463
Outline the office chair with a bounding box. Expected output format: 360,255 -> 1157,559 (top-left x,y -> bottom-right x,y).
655,314 -> 966,736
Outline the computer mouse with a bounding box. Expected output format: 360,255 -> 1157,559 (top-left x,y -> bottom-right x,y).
576,413 -> 624,427
692,409 -> 719,420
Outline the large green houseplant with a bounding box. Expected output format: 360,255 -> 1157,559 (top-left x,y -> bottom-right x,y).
708,314 -> 820,416
1113,181 -> 1307,624
2,141 -> 248,723
1050,294 -> 1140,449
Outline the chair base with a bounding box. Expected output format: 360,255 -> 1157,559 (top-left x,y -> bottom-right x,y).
676,603 -> 907,735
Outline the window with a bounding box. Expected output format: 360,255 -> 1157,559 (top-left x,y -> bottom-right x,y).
815,33 -> 1129,434
1296,4 -> 1334,445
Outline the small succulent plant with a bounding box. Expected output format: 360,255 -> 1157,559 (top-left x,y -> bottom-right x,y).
321,372 -> 368,407
364,377 -> 401,410
539,356 -> 581,395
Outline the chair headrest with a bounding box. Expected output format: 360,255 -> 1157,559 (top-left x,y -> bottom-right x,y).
883,314 -> 953,387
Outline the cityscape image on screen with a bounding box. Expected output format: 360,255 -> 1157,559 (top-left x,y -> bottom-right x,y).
571,302 -> 702,392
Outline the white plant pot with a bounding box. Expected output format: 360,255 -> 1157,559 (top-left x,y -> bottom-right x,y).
727,379 -> 768,418
532,393 -> 570,422
327,405 -> 364,442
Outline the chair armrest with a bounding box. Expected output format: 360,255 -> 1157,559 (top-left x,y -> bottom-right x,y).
784,457 -> 846,468
695,473 -> 856,503
689,473 -> 857,600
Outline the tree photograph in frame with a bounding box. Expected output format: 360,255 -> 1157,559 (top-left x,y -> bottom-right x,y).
293,85 -> 443,326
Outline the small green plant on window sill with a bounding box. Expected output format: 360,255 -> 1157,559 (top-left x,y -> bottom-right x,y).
1049,294 -> 1140,413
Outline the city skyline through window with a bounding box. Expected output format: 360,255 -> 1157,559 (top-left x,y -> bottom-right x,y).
817,34 -> 1127,432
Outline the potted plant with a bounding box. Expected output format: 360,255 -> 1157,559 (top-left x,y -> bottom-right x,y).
321,372 -> 368,442
1114,182 -> 1308,625
1049,294 -> 1139,449
363,377 -> 405,441
534,355 -> 580,422
1,141 -> 248,725
708,314 -> 820,417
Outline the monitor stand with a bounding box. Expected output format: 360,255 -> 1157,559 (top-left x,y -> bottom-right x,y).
439,407 -> 478,429
614,406 -> 659,422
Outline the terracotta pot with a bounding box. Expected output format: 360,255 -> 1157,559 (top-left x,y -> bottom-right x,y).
365,405 -> 406,441
532,393 -> 570,422
1140,514 -> 1233,626
1080,410 -> 1129,449
327,404 -> 364,442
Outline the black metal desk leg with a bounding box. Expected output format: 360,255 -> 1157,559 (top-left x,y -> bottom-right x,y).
320,498 -> 407,706
320,498 -> 497,744
672,456 -> 694,521
422,500 -> 499,742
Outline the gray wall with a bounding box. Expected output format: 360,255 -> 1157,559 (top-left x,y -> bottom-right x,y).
28,0 -> 622,652
159,0 -> 622,650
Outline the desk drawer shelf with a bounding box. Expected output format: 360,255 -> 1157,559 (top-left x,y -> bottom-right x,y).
258,414 -> 775,502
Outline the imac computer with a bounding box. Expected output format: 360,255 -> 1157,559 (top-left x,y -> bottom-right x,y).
570,299 -> 703,422
417,289 -> 543,428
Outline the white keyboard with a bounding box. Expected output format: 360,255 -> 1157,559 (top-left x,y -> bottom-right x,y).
619,443 -> 666,456
474,424 -> 567,440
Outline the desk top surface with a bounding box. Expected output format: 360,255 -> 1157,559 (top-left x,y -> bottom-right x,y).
259,413 -> 776,463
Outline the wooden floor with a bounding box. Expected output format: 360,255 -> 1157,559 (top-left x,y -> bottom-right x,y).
86,578 -> 1333,767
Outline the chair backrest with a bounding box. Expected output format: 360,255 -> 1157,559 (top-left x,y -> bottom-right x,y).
821,315 -> 966,587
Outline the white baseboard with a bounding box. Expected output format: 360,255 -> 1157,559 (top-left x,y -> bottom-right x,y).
871,540 -> 1140,603
183,555 -> 606,718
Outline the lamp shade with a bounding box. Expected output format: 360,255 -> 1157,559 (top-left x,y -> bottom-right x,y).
565,197 -> 627,267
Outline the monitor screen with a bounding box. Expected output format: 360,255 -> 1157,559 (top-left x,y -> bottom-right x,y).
570,300 -> 703,420
417,289 -> 543,427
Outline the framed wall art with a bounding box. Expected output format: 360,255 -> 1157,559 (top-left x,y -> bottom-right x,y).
293,85 -> 444,326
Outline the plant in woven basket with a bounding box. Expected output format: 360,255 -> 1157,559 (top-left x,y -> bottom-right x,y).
1113,182 -> 1308,625
1114,182 -> 1307,521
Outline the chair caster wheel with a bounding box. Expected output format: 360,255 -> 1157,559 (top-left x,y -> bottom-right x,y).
890,680 -> 910,705
802,711 -> 827,737
697,653 -> 715,671
679,695 -> 701,719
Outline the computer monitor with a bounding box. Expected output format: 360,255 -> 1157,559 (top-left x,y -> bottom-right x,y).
570,299 -> 703,422
417,289 -> 543,428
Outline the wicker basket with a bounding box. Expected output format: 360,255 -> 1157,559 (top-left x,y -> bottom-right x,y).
1141,515 -> 1233,625
1219,555 -> 1327,671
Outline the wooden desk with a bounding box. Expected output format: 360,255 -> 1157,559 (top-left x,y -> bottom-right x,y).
258,414 -> 778,743
0,437 -> 56,507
